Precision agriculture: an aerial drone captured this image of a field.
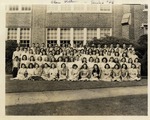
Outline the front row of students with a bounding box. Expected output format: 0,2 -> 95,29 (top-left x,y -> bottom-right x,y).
11,62 -> 141,82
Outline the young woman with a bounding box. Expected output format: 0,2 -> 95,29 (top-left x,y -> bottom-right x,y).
58,63 -> 69,81
41,63 -> 50,80
101,64 -> 112,82
48,63 -> 58,81
79,63 -> 90,81
90,64 -> 101,81
29,56 -> 35,65
128,64 -> 141,81
12,56 -> 20,78
108,57 -> 115,69
112,64 -> 121,82
69,64 -> 79,81
127,58 -> 133,69
10,63 -> 27,80
88,57 -> 95,77
36,56 -> 43,68
20,55 -> 29,68
121,64 -> 129,81
57,56 -> 64,70
26,63 -> 35,80
134,58 -> 141,78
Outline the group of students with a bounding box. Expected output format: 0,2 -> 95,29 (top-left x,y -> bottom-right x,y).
10,43 -> 141,81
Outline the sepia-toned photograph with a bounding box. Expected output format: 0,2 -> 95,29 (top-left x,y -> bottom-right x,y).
5,0 -> 148,116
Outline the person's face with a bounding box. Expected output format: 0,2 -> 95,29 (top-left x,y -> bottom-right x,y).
58,58 -> 62,62
107,52 -> 111,56
89,58 -> 93,62
116,44 -> 119,47
32,43 -> 35,47
52,64 -> 55,68
95,59 -> 99,63
29,64 -> 32,68
110,44 -> 113,48
122,65 -> 126,69
103,59 -> 107,63
123,44 -> 126,48
104,45 -> 107,48
110,58 -> 113,62
39,57 -> 42,61
62,64 -> 66,68
45,64 -> 48,68
94,65 -> 98,69
122,58 -> 126,62
35,64 -> 39,68
22,64 -> 25,68
86,51 -> 88,54
115,65 -> 119,69
30,57 -> 34,61
129,59 -> 132,63
122,53 -> 126,57
16,47 -> 19,51
70,58 -> 74,62
93,52 -> 96,55
73,66 -> 77,69
105,65 -> 109,69
131,64 -> 135,68
98,44 -> 101,48
83,64 -> 86,69
135,58 -> 138,62
23,56 -> 27,60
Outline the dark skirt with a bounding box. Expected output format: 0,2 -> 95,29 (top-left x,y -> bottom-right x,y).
12,67 -> 18,78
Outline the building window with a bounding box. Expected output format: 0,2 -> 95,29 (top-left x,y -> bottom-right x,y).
87,28 -> 97,40
8,5 -> 19,11
20,28 -> 31,47
47,28 -> 57,40
73,40 -> 83,47
7,28 -> 17,40
47,40 -> 57,47
141,23 -> 148,34
100,28 -> 111,38
73,28 -> 84,40
121,13 -> 131,25
60,40 -> 70,47
60,28 -> 70,40
6,5 -> 31,12
20,40 -> 30,47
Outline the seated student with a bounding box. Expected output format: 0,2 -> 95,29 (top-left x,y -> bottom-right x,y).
128,44 -> 134,51
12,56 -> 20,78
20,55 -> 29,68
41,50 -> 47,62
58,63 -> 69,81
48,63 -> 58,81
31,63 -> 43,81
41,63 -> 50,80
34,50 -> 41,61
98,50 -> 104,62
129,50 -> 138,61
112,64 -> 121,82
114,52 -> 121,61
57,56 -> 64,70
121,43 -> 128,53
55,50 -> 61,60
10,63 -> 27,80
36,56 -> 43,68
103,44 -> 108,52
90,64 -> 101,81
88,57 -> 95,76
29,56 -> 35,65
100,57 -> 108,70
26,63 -> 35,80
128,63 -> 141,81
97,44 -> 102,51
105,51 -> 112,61
49,56 -> 57,66
74,55 -> 82,69
108,57 -> 115,69
108,44 -> 115,52
91,51 -> 97,60
103,49 -> 107,57
126,58 -> 133,69
122,52 -> 128,62
79,63 -> 90,81
68,64 -> 79,81
95,49 -> 100,57
43,57 -> 50,66
28,49 -> 34,60
120,57 -> 127,65
81,57 -> 87,65
100,63 -> 112,82
121,64 -> 129,81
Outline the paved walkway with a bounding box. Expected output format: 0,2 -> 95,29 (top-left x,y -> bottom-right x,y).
6,86 -> 147,106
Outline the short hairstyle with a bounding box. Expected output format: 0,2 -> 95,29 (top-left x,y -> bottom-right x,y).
51,63 -> 56,68
22,55 -> 27,60
28,63 -> 34,68
21,63 -> 26,68
81,63 -> 88,69
102,57 -> 108,62
72,64 -> 78,68
121,64 -> 127,69
104,64 -> 110,69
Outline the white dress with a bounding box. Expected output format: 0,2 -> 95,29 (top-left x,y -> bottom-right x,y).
26,68 -> 35,79
112,69 -> 121,82
41,68 -> 50,80
69,68 -> 79,81
121,68 -> 129,81
79,69 -> 89,81
14,68 -> 27,80
59,68 -> 68,80
101,69 -> 112,82
128,68 -> 140,81
48,68 -> 58,81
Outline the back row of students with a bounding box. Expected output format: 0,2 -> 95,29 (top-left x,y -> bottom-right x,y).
11,43 -> 141,81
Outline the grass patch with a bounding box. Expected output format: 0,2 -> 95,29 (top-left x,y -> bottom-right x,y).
6,75 -> 147,93
6,95 -> 147,115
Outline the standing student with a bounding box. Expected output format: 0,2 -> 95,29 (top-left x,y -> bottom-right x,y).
112,64 -> 121,82
69,64 -> 79,81
101,64 -> 112,81
121,64 -> 129,81
12,56 -> 20,78
90,64 -> 101,81
79,63 -> 90,81
12,47 -> 21,60
128,64 -> 141,81
134,58 -> 141,77
48,63 -> 58,81
58,63 -> 69,81
10,63 -> 27,80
